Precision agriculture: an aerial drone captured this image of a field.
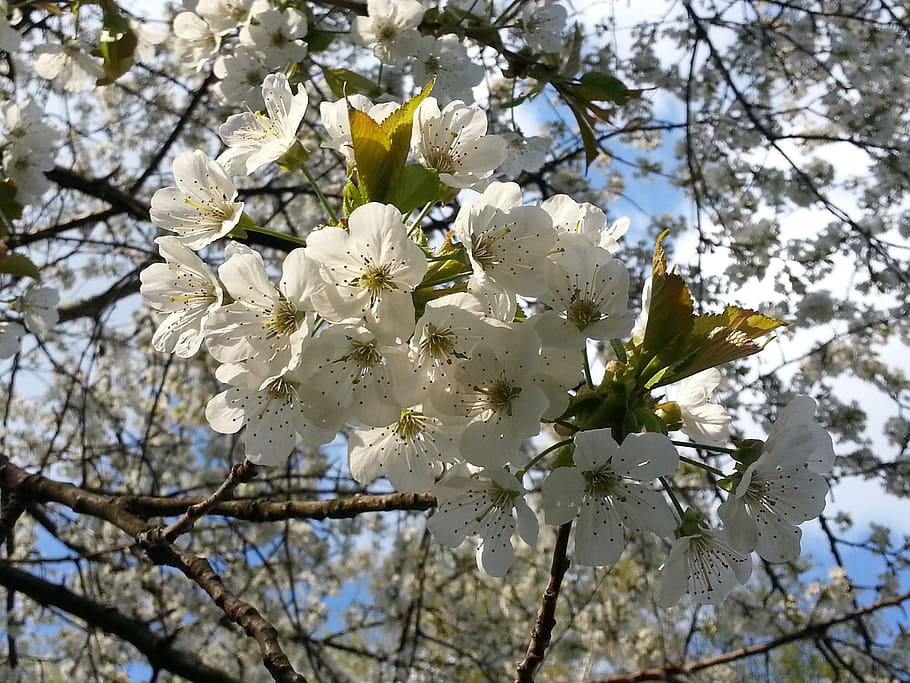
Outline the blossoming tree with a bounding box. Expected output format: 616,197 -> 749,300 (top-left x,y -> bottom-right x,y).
1,0 -> 909,681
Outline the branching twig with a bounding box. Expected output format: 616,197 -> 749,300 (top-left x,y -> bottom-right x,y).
0,560 -> 240,683
584,590 -> 910,682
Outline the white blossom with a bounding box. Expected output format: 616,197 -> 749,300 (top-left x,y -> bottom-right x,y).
351,0 -> 424,64
206,360 -> 335,466
149,150 -> 244,250
718,444 -> 829,562
0,321 -> 24,358
538,233 -> 633,348
305,202 -> 428,339
658,524 -> 752,606
140,236 -> 223,358
217,73 -> 309,176
666,368 -> 732,447
542,430 -> 678,566
33,42 -> 104,91
347,406 -> 461,492
205,243 -> 321,371
412,98 -> 507,189
427,464 -> 538,577
428,325 -> 548,467
410,35 -> 484,103
454,182 -> 556,298
239,3 -> 307,68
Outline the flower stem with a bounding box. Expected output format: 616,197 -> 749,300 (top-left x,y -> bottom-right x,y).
300,164 -> 340,225
660,476 -> 686,519
582,347 -> 594,390
517,438 -> 574,478
671,439 -> 737,455
678,455 -> 726,477
238,224 -> 308,247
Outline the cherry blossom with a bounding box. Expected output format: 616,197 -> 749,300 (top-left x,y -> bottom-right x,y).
217,73 -> 309,176
149,150 -> 244,250
140,237 -> 223,358
542,430 -> 678,566
428,464 -> 538,577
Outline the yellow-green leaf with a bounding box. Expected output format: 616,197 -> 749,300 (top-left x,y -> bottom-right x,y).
380,80 -> 434,186
388,165 -> 441,213
96,12 -> 138,86
349,107 -> 391,203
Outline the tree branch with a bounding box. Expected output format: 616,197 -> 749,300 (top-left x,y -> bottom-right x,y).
585,590 -> 910,682
0,559 -> 241,683
514,522 -> 572,683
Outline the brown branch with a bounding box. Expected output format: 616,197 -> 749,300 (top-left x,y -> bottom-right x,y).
137,541 -> 310,683
0,559 -> 241,683
0,454 -> 308,682
585,590 -> 910,683
515,522 -> 573,683
158,459 -> 259,542
43,166 -> 150,220
0,488 -> 25,551
117,491 -> 437,522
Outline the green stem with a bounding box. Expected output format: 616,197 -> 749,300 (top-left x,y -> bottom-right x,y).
582,347 -> 594,390
659,476 -> 686,519
232,224 -> 307,248
300,165 -> 339,225
678,455 -> 726,477
671,439 -> 737,455
517,438 -> 574,478
408,201 -> 435,238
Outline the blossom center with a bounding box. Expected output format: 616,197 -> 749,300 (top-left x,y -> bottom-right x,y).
342,339 -> 382,370
267,297 -> 301,337
420,323 -> 457,362
583,468 -> 621,499
478,378 -> 521,415
471,228 -> 510,269
356,262 -> 398,303
567,295 -> 601,330
394,409 -> 427,441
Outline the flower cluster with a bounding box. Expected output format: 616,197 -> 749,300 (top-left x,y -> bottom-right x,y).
141,74 -> 836,605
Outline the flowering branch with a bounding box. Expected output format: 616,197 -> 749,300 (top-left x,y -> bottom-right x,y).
514,521 -> 573,683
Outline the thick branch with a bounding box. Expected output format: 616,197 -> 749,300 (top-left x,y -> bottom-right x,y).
118,491 -> 437,522
515,522 -> 573,683
0,560 -> 240,683
0,455 -> 308,683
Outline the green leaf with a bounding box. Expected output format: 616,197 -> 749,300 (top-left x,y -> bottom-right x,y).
577,71 -> 631,105
388,165 -> 441,213
560,91 -> 600,169
96,11 -> 138,86
560,24 -> 584,79
0,253 -> 41,280
349,107 -> 392,203
343,180 -> 366,216
306,29 -> 336,53
641,232 -> 693,356
0,179 -> 23,237
380,80 -> 434,188
323,68 -> 381,99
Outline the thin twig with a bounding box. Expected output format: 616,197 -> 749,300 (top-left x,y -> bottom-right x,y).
158,459 -> 259,542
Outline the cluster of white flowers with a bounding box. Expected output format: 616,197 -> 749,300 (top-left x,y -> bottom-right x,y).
1,100 -> 56,205
0,284 -> 60,359
139,72 -> 837,604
